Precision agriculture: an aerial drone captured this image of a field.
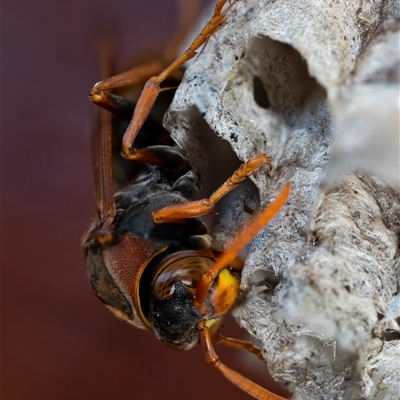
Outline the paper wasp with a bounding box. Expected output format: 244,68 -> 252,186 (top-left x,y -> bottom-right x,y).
84,1 -> 290,399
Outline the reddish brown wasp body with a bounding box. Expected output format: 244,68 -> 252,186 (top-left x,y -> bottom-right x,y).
84,1 -> 290,399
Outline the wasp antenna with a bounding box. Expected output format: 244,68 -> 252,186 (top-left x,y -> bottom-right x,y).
194,182 -> 291,307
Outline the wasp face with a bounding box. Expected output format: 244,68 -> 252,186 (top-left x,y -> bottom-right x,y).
144,255 -> 241,349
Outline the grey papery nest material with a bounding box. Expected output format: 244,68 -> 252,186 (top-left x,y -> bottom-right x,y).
164,0 -> 400,399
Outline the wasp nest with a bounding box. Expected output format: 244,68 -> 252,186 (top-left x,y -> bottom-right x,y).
165,0 -> 400,398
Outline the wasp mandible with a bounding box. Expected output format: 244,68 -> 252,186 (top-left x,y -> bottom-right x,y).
84,1 -> 290,399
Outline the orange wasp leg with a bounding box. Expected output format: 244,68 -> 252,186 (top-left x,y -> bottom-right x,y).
89,0 -> 200,100
152,154 -> 272,223
218,334 -> 264,360
121,0 -> 231,158
198,323 -> 287,400
90,58 -> 171,95
194,182 -> 291,307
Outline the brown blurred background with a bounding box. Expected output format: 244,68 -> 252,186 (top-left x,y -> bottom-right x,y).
3,0 -> 286,399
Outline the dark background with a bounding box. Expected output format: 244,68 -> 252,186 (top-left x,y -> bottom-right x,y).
3,0 -> 286,399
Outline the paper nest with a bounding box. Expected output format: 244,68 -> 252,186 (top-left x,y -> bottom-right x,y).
163,0 -> 400,398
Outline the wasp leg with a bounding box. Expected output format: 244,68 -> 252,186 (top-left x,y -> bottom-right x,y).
91,91 -> 189,171
94,108 -> 116,226
194,182 -> 291,307
89,90 -> 136,118
121,0 -> 230,157
90,0 -> 200,95
198,324 -> 287,400
90,33 -> 120,244
218,334 -> 264,361
152,154 -> 272,223
124,145 -> 190,173
91,58 -> 172,93
90,107 -> 117,246
89,0 -> 200,133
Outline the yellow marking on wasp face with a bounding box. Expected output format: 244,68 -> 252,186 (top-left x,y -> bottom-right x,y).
205,318 -> 220,329
204,318 -> 222,337
210,269 -> 240,316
